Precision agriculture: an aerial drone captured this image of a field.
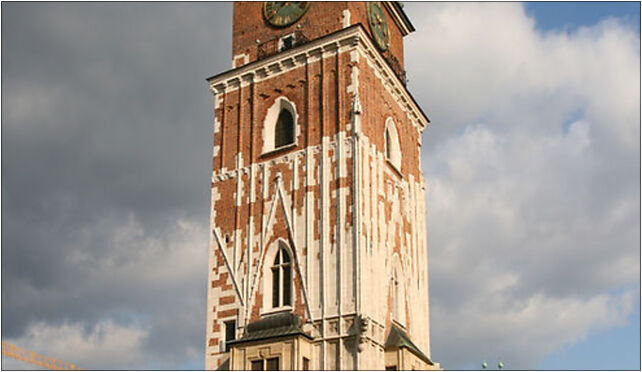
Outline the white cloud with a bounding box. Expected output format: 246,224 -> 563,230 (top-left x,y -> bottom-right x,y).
3,321 -> 147,370
405,2 -> 640,368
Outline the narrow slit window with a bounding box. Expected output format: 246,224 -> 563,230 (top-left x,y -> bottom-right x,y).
272,266 -> 280,307
386,128 -> 393,160
283,264 -> 291,306
224,320 -> 236,351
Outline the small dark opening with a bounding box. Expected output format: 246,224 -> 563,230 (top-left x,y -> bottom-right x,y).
283,265 -> 291,306
274,109 -> 294,148
266,358 -> 279,370
224,320 -> 236,351
272,267 -> 280,307
385,129 -> 392,160
251,360 -> 263,371
282,36 -> 294,50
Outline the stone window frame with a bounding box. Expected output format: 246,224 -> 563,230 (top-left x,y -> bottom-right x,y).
262,96 -> 299,156
262,239 -> 295,315
384,117 -> 402,174
278,32 -> 297,52
250,356 -> 280,371
219,315 -> 238,352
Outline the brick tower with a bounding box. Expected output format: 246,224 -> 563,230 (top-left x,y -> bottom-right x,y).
205,2 -> 438,370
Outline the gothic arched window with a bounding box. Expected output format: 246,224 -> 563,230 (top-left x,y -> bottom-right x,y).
271,243 -> 292,308
262,97 -> 298,154
274,109 -> 294,148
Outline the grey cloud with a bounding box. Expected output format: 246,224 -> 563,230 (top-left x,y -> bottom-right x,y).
2,2 -> 640,370
3,2 -> 231,369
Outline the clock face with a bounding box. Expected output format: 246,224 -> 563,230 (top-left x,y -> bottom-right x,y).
264,2 -> 310,27
366,2 -> 390,51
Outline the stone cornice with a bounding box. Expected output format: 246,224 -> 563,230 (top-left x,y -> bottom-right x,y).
383,1 -> 415,36
352,30 -> 430,130
207,26 -> 360,91
207,24 -> 429,131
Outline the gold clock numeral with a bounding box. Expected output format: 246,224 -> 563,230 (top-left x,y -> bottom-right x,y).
366,1 -> 389,51
264,1 -> 309,27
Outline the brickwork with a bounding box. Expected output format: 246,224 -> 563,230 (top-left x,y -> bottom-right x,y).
206,3 -> 434,370
232,2 -> 405,69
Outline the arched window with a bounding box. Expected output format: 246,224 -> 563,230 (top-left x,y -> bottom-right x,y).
271,243 -> 292,308
274,109 -> 294,148
385,118 -> 402,171
263,97 -> 298,154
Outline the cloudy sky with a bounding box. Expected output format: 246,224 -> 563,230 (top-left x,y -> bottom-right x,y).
2,2 -> 639,370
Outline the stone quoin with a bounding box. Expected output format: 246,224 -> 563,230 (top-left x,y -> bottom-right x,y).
205,2 -> 440,370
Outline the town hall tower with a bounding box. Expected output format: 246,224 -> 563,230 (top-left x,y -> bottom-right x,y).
205,2 -> 437,370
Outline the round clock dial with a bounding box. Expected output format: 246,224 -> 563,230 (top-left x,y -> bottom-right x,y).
264,2 -> 310,27
366,2 -> 390,51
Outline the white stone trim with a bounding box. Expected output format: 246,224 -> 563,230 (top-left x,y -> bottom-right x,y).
383,1 -> 413,36
246,176 -> 313,321
342,9 -> 351,28
262,96 -> 299,155
207,25 -> 428,131
261,238 -> 295,313
384,117 -> 402,172
212,227 -> 245,306
212,139 -> 354,181
233,53 -> 250,68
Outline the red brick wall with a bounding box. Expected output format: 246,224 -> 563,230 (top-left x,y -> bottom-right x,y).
211,44 -> 422,320
232,2 -> 405,68
357,58 -> 421,180
211,49 -> 358,327
208,4 -> 427,366
213,51 -> 358,173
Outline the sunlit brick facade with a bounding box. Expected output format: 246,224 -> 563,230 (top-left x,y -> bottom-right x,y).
205,2 -> 438,370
